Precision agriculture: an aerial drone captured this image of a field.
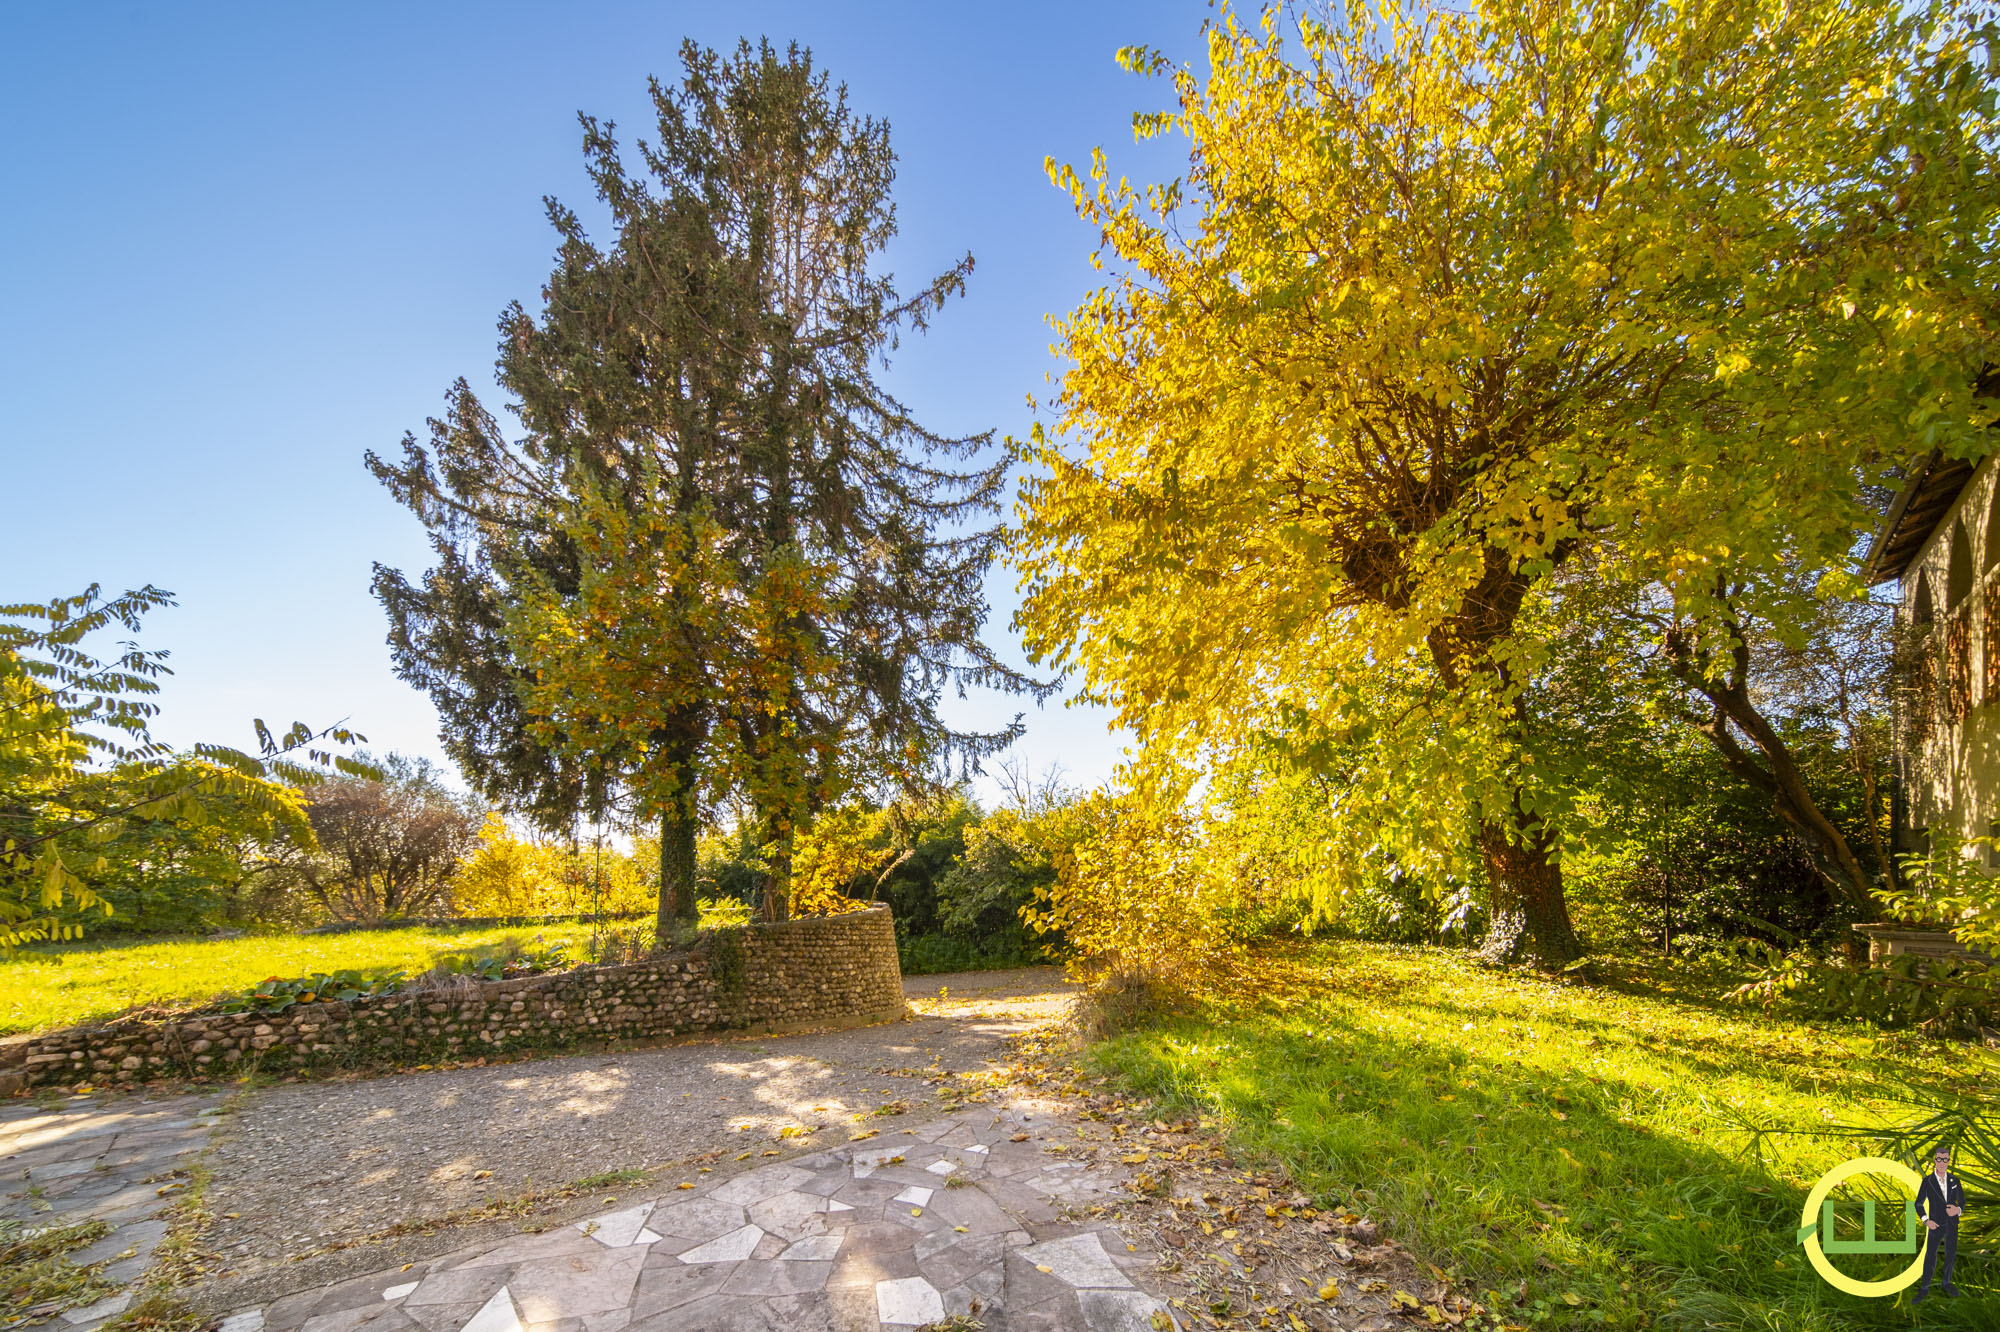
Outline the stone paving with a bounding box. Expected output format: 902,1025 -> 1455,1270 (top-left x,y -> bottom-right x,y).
2,1090 -> 224,1329
224,1104 -> 1179,1332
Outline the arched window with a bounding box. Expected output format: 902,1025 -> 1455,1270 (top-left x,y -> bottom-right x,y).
1915,573 -> 1935,628
1949,522 -> 1974,608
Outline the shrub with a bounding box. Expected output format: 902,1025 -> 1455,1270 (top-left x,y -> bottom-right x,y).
1728,943 -> 1998,1035
455,815 -> 655,918
1881,832 -> 2000,955
898,928 -> 1049,975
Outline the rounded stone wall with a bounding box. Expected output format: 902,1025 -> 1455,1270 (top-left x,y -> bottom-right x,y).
0,905 -> 907,1093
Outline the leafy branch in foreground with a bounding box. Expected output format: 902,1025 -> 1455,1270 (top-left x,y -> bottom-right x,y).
1727,944 -> 1997,1035
1,586 -> 373,948
1727,1046 -> 2000,1256
1880,833 -> 2000,956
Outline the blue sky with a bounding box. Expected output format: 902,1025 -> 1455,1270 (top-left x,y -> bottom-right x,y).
0,1 -> 1213,809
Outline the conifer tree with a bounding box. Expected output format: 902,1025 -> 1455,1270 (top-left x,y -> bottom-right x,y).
372,40 -> 1043,928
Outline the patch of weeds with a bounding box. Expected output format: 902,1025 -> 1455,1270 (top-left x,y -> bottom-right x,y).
2,1220 -> 112,1265
573,1169 -> 647,1191
1073,968 -> 1187,1042
146,1162 -> 214,1289
943,1174 -> 972,1189
99,1291 -> 206,1332
873,1100 -> 911,1117
1,1217 -> 117,1324
915,1314 -> 984,1332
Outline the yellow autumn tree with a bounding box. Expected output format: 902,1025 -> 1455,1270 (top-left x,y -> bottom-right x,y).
1014,0 -> 2000,968
453,814 -> 653,918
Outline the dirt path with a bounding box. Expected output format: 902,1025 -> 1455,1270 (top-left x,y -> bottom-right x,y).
196,969 -> 1077,1292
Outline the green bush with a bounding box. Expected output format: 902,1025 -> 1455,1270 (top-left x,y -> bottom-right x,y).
898,927 -> 1050,975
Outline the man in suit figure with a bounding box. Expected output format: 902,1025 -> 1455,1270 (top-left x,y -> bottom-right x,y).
1915,1143 -> 1965,1301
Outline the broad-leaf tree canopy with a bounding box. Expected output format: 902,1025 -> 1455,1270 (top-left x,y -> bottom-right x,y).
0,586 -> 369,948
1013,0 -> 2000,966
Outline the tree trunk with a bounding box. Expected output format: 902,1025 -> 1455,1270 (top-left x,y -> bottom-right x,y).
654,727 -> 703,940
760,829 -> 793,924
1665,612 -> 1880,917
656,806 -> 700,939
1476,819 -> 1583,969
1692,682 -> 1878,916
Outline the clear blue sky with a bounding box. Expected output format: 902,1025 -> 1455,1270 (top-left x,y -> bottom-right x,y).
1,1 -> 1212,808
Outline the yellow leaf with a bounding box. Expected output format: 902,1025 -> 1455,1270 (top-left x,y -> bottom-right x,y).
1318,1282 -> 1340,1301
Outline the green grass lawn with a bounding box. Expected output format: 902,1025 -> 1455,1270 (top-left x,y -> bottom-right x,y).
0,921 -> 626,1035
1092,942 -> 1995,1331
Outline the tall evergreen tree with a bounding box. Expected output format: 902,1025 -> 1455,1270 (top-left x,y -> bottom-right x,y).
371,40 -> 1043,930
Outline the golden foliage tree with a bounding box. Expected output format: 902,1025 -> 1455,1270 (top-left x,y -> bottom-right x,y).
1014,0 -> 2000,967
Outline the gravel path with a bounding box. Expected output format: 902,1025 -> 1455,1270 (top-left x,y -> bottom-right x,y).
199,969 -> 1077,1287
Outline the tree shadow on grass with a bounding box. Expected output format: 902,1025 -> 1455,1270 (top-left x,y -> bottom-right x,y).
1096,1006 -> 1994,1332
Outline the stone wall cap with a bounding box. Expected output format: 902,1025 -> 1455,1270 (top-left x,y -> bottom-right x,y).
1851,923 -> 1974,942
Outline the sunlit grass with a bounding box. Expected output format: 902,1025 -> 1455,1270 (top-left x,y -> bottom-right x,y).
1092,942 -> 1994,1331
0,912 -> 737,1035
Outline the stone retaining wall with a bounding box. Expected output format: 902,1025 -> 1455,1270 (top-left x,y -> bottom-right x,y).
0,906 -> 906,1094
303,910 -> 650,935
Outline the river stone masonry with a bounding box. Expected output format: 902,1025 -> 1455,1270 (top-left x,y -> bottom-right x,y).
0,906 -> 906,1094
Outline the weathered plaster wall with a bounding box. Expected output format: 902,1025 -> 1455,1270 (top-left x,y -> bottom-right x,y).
1902,455 -> 2000,849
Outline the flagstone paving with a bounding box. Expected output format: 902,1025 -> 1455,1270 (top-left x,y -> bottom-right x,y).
219,1106 -> 1179,1332
1,1089 -> 225,1329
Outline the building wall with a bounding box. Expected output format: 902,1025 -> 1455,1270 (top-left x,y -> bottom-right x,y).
1901,455 -> 2000,848
0,906 -> 907,1093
